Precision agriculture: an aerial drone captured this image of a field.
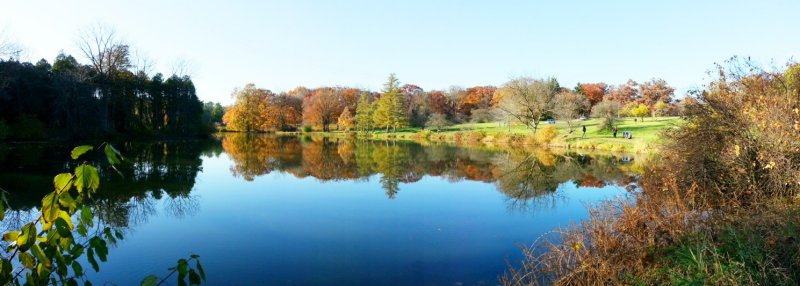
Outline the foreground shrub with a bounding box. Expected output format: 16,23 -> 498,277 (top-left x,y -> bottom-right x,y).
411,130 -> 432,140
534,125 -> 559,145
453,132 -> 464,142
503,58 -> 800,285
465,131 -> 487,142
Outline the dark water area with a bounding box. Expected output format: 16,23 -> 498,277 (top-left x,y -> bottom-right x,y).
0,134 -> 638,285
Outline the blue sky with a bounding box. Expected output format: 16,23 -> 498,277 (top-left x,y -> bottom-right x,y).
1,0 -> 798,104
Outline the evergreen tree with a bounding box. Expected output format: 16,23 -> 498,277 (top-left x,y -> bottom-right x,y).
372,74 -> 408,132
354,91 -> 374,131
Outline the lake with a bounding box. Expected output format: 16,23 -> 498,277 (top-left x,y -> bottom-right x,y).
0,134 -> 637,285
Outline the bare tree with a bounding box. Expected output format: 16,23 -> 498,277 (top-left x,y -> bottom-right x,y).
496,77 -> 560,131
169,57 -> 194,77
76,24 -> 130,77
553,90 -> 589,133
0,28 -> 23,61
131,48 -> 156,77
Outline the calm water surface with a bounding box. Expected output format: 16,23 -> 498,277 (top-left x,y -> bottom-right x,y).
0,134 -> 637,285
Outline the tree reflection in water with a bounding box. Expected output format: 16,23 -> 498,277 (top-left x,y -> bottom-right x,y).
0,140 -> 216,228
221,134 -> 639,209
0,135 -> 638,234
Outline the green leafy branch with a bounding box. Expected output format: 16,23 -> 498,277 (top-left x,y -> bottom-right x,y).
0,144 -> 205,286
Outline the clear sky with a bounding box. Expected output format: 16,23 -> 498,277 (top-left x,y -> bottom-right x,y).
1,0 -> 798,104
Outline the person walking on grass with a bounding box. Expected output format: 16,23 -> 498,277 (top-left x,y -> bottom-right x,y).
582,125 -> 586,137
613,127 -> 618,138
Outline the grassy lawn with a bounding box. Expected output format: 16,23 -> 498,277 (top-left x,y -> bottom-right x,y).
292,116 -> 683,153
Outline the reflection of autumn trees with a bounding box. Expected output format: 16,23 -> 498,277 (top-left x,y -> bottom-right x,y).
223,134 -> 303,181
221,135 -> 637,202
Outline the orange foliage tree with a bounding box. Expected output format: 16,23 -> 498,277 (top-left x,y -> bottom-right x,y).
604,80 -> 639,105
578,83 -> 608,107
459,86 -> 497,115
222,84 -> 302,131
302,87 -> 346,131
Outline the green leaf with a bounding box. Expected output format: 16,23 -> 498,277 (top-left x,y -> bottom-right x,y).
58,210 -> 74,230
85,281 -> 93,286
30,243 -> 50,267
67,278 -> 79,286
70,244 -> 84,257
36,262 -> 51,280
17,223 -> 37,251
2,231 -> 19,242
58,192 -> 77,213
71,261 -> 83,277
55,217 -> 71,237
140,275 -> 158,286
77,223 -> 87,237
18,252 -> 34,269
74,165 -> 100,194
104,145 -> 121,165
195,260 -> 205,281
188,269 -> 201,285
177,259 -> 188,276
80,206 -> 93,227
90,237 -> 107,262
53,173 -> 73,193
86,247 -> 99,272
41,191 -> 59,223
70,146 -> 93,160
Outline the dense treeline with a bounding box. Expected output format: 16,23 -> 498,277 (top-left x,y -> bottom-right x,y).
223,73 -> 687,133
0,28 -> 216,140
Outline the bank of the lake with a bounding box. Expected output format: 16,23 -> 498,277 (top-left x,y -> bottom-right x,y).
271,117 -> 682,154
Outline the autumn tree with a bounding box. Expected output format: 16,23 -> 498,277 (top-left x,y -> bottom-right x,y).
654,101 -> 670,117
553,90 -> 589,133
578,83 -> 608,107
427,90 -> 455,119
303,87 -> 345,131
372,74 -> 408,132
223,84 -> 270,132
495,77 -> 560,131
460,86 -> 497,116
400,84 -> 430,127
222,84 -> 301,132
637,78 -> 674,111
354,91 -> 374,132
621,102 -> 638,117
263,92 -> 302,131
605,80 -> 638,105
630,103 -> 650,121
338,106 -> 355,131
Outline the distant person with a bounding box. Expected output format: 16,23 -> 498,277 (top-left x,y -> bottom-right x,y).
613,127 -> 618,138
628,132 -> 633,139
582,125 -> 586,137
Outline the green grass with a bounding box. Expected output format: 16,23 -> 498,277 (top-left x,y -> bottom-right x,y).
288,116 -> 683,153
